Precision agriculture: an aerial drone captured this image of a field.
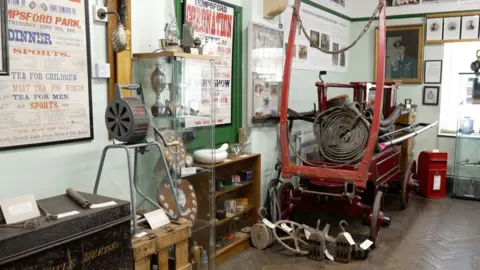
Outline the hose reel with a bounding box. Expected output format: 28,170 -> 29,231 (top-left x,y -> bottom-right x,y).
105,84 -> 150,144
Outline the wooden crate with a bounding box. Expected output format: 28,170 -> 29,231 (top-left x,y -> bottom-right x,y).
132,219 -> 191,270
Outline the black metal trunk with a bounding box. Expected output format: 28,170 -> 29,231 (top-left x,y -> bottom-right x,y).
0,193 -> 133,269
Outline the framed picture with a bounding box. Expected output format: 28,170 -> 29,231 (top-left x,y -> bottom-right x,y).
443,17 -> 461,40
374,24 -> 424,84
386,0 -> 419,7
0,1 -> 9,76
0,0 -> 93,150
425,18 -> 443,42
461,15 -> 480,40
424,60 -> 443,84
423,86 -> 440,105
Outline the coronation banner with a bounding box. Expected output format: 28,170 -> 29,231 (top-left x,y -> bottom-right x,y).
0,0 -> 92,150
184,0 -> 234,127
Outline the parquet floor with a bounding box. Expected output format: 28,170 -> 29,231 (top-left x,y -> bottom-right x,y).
218,195 -> 480,270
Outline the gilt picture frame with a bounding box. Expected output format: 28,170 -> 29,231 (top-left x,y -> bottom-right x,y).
374,24 -> 424,84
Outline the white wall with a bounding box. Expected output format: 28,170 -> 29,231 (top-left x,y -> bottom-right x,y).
352,0 -> 480,18
0,0 -> 131,201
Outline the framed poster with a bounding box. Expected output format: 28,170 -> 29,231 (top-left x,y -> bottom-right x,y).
423,86 -> 440,105
0,1 -> 9,76
247,22 -> 283,125
374,24 -> 424,84
424,60 -> 442,84
281,2 -> 349,72
184,0 -> 234,126
0,0 -> 93,150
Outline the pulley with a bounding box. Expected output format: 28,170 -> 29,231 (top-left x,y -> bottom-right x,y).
105,84 -> 150,144
251,223 -> 275,250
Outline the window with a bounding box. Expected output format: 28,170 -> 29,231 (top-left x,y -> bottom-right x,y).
439,42 -> 480,136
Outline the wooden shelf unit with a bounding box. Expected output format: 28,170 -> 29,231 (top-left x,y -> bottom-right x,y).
187,153 -> 261,266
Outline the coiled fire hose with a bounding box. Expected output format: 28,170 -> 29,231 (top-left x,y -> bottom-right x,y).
313,102 -> 371,164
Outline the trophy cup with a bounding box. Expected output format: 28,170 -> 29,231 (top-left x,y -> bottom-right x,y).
150,63 -> 167,116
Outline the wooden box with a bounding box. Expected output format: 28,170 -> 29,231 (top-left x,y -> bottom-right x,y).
0,193 -> 132,269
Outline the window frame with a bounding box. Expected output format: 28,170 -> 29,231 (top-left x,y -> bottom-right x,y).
438,41 -> 480,138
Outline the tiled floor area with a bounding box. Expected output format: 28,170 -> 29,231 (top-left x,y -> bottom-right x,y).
218,195 -> 480,270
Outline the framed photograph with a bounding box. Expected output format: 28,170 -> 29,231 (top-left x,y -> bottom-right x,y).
374,24 -> 424,84
424,60 -> 443,84
461,15 -> 480,40
386,0 -> 419,7
425,18 -> 444,41
443,17 -> 461,40
0,1 -> 9,76
423,86 -> 440,105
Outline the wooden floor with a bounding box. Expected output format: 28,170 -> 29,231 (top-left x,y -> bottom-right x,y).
218,195 -> 480,270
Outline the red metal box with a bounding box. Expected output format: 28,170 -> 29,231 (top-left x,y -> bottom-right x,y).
418,151 -> 448,198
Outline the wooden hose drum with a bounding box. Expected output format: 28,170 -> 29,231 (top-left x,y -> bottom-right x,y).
105,84 -> 150,144
154,129 -> 186,175
157,179 -> 197,225
251,223 -> 275,250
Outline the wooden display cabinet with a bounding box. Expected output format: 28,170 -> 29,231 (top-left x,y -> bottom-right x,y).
185,153 -> 261,266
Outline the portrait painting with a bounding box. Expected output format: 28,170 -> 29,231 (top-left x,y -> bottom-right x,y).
374,24 -> 424,84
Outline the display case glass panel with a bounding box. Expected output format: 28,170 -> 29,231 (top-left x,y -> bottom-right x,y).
132,52 -> 217,268
453,73 -> 480,199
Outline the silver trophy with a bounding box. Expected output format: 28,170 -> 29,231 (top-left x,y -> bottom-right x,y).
150,64 -> 167,116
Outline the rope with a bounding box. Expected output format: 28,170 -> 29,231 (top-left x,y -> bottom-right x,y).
313,102 -> 371,164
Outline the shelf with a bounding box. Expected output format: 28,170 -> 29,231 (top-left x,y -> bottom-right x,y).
215,233 -> 250,258
214,182 -> 253,197
216,205 -> 255,226
195,153 -> 260,169
133,51 -> 217,61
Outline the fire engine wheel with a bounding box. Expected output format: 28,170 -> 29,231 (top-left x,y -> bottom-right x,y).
273,220 -> 309,255
278,182 -> 295,220
401,159 -> 416,210
370,191 -> 384,249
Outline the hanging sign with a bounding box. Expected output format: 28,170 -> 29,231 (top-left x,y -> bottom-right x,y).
184,0 -> 234,127
0,0 -> 93,150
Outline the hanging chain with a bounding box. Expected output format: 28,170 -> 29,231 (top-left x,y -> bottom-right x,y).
292,2 -> 384,55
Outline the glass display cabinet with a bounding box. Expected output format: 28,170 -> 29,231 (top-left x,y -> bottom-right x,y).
132,51 -> 217,268
452,73 -> 480,200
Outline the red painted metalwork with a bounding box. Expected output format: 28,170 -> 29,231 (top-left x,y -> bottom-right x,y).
280,0 -> 387,187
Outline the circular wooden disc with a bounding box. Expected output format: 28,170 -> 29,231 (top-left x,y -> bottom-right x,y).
251,223 -> 273,250
157,179 -> 197,225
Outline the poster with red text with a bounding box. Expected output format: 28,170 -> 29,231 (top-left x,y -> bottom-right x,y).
184,0 -> 234,127
0,0 -> 92,150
